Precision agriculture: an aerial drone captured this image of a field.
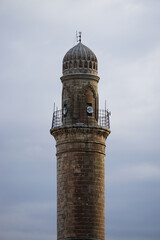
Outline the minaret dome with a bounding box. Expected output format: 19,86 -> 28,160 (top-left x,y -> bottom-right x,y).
63,42 -> 98,76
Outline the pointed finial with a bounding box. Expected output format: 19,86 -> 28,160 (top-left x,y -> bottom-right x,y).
79,32 -> 82,43
76,31 -> 82,43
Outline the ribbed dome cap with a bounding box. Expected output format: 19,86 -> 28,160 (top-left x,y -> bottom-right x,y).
62,42 -> 98,76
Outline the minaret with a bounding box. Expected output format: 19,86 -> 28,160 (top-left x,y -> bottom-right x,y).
50,34 -> 111,240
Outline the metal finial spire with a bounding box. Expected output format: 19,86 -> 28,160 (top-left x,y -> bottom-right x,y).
76,31 -> 82,43
78,32 -> 82,42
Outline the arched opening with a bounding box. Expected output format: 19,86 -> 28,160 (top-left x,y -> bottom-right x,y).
83,85 -> 97,125
84,61 -> 88,68
74,60 -> 77,68
69,61 -> 72,68
79,60 -> 83,68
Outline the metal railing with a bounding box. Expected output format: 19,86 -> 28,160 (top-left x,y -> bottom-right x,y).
51,108 -> 111,129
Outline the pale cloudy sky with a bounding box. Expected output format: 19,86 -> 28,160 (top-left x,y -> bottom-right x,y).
0,0 -> 160,240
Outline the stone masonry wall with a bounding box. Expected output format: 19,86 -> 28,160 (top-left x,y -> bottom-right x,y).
51,126 -> 110,240
61,74 -> 99,126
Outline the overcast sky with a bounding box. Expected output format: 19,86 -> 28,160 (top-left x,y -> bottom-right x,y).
0,0 -> 160,240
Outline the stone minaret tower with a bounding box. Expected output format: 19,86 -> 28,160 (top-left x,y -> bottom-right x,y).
50,35 -> 111,240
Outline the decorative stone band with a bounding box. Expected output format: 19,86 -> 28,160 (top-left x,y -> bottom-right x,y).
50,125 -> 110,140
51,125 -> 110,158
56,139 -> 106,156
60,73 -> 100,83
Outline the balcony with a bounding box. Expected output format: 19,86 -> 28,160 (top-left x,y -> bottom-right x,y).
51,108 -> 111,129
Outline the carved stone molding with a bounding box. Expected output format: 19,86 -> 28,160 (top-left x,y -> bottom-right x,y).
50,125 -> 110,140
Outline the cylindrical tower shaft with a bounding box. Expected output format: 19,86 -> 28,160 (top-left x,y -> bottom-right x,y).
51,126 -> 110,240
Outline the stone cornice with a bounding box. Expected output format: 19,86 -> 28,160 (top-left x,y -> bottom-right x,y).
56,148 -> 106,156
50,125 -> 110,140
60,73 -> 100,83
56,139 -> 106,148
